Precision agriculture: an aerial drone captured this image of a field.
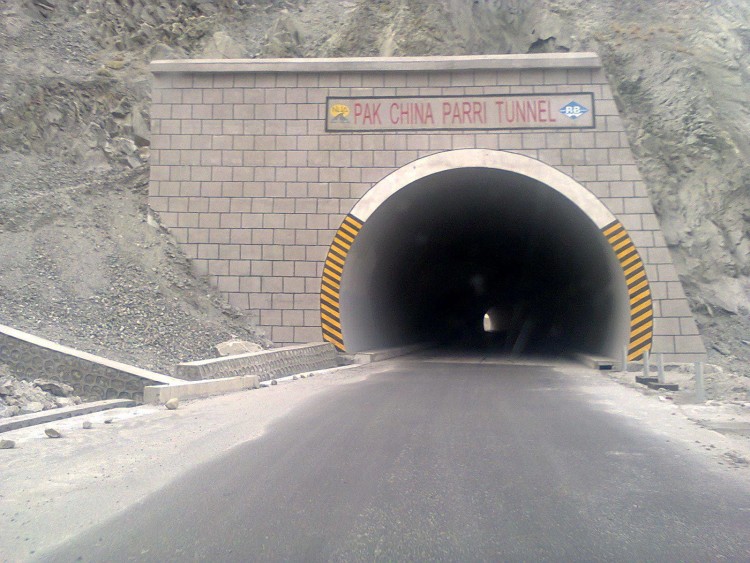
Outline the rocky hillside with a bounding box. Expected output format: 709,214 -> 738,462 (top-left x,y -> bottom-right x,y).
0,0 -> 748,375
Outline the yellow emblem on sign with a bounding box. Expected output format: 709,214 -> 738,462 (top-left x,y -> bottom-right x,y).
330,103 -> 350,123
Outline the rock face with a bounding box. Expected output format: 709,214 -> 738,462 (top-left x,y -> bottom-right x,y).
201,31 -> 245,59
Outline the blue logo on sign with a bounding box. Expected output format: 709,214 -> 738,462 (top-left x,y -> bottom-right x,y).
559,101 -> 589,120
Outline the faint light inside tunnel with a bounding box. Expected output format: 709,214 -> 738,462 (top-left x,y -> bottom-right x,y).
336,165 -> 631,358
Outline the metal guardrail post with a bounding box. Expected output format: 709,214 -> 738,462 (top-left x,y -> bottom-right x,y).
621,345 -> 628,373
642,350 -> 649,378
694,361 -> 705,402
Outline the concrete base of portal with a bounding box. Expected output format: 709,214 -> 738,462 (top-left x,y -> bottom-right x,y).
573,354 -> 616,370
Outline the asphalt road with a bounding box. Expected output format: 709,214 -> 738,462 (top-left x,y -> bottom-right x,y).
40,358 -> 750,562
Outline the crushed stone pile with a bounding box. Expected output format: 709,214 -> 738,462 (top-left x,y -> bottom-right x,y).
0,365 -> 82,419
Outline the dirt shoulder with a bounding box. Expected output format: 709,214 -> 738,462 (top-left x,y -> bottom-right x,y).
0,364 -> 377,562
568,364 -> 750,475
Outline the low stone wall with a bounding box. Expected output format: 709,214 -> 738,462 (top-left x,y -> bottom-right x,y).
174,342 -> 337,381
0,324 -> 179,403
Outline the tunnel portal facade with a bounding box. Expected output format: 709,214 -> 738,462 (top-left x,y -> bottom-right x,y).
149,54 -> 705,362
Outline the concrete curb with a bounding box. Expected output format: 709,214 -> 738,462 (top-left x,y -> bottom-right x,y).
0,400 -> 136,433
259,363 -> 363,387
354,344 -> 430,364
142,363 -> 364,404
143,375 -> 261,404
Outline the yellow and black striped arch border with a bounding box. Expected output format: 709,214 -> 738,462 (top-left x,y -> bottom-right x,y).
602,220 -> 653,361
320,214 -> 363,351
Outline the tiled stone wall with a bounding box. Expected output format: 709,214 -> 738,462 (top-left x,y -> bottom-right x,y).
0,324 -> 179,403
149,55 -> 705,361
174,342 -> 337,381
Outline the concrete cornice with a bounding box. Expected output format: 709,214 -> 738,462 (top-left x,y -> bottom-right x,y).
150,53 -> 601,74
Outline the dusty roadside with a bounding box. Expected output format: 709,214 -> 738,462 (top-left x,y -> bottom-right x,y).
2,360 -> 749,562
0,364 -> 378,562
567,364 -> 750,478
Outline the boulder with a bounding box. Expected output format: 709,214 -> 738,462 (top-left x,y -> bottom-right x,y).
165,398 -> 179,410
44,428 -> 62,438
214,339 -> 263,357
20,401 -> 44,414
201,31 -> 244,59
0,405 -> 21,418
131,109 -> 150,147
147,42 -> 184,62
33,379 -> 74,397
0,439 -> 15,449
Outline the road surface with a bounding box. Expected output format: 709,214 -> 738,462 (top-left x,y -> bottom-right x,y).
40,357 -> 750,561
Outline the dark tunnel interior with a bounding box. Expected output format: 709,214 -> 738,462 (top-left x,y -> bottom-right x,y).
339,168 -> 630,358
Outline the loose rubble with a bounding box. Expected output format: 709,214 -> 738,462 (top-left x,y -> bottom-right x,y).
214,339 -> 264,357
0,365 -> 82,419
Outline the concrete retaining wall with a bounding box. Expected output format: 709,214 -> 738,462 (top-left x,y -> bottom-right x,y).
174,342 -> 337,381
0,324 -> 180,403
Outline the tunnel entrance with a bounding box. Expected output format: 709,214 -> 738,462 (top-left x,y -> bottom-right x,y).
321,150 -> 643,360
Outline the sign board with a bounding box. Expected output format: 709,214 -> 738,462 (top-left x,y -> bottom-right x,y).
326,93 -> 595,132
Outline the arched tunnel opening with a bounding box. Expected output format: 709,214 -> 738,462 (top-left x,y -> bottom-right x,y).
338,167 -> 631,359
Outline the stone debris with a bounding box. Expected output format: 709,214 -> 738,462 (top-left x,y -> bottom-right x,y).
271,379 -> 278,386
214,339 -> 264,357
0,439 -> 16,449
104,418 -> 113,424
82,421 -> 93,429
165,398 -> 179,410
0,367 -> 82,419
44,428 -> 62,438
33,379 -> 75,397
20,401 -> 44,415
